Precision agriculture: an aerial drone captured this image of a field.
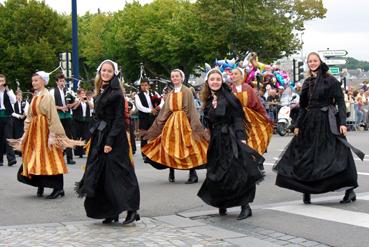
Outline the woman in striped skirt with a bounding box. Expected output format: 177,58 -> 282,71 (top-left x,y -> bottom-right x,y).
141,69 -> 208,184
230,67 -> 273,156
14,71 -> 82,199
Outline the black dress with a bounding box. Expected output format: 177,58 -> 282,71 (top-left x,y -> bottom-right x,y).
76,77 -> 140,219
274,75 -> 360,194
198,86 -> 264,208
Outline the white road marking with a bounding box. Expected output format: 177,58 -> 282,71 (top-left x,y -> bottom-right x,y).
268,204 -> 369,229
354,158 -> 369,162
358,172 -> 369,176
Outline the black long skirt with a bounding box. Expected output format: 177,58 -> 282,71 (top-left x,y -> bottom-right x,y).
17,166 -> 63,190
77,132 -> 140,219
274,108 -> 358,194
198,129 -> 264,208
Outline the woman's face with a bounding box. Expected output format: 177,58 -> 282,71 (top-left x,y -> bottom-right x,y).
100,63 -> 115,82
208,72 -> 223,91
32,75 -> 45,91
171,71 -> 183,86
307,54 -> 321,72
232,69 -> 243,85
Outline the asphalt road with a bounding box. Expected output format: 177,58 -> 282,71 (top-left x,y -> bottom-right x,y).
0,131 -> 368,246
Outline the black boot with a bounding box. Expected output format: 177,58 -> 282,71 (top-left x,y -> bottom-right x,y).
102,216 -> 119,224
303,193 -> 311,204
122,211 -> 140,225
340,189 -> 356,204
168,168 -> 175,183
219,208 -> 227,216
46,189 -> 65,199
67,159 -> 76,165
237,204 -> 252,220
37,187 -> 44,197
185,169 -> 198,184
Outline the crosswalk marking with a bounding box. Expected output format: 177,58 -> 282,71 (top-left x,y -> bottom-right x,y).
268,204 -> 369,229
359,195 -> 369,201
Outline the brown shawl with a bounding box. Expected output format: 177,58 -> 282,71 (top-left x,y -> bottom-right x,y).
141,85 -> 207,141
231,83 -> 270,121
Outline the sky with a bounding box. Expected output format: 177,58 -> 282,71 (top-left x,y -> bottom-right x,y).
1,0 -> 369,61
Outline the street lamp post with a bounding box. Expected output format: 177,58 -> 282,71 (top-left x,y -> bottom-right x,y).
300,32 -> 304,61
71,0 -> 79,91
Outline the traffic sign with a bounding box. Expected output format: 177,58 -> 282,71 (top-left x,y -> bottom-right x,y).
325,59 -> 347,65
329,67 -> 340,75
318,50 -> 348,57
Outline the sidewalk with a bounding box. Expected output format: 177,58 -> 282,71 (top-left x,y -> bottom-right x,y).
0,210 -> 329,247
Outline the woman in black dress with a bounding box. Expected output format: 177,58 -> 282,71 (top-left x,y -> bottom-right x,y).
76,60 -> 140,224
274,52 -> 364,204
197,69 -> 264,220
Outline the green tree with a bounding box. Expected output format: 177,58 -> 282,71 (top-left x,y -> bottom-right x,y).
0,0 -> 70,90
78,12 -> 113,81
195,0 -> 327,62
104,0 -> 203,83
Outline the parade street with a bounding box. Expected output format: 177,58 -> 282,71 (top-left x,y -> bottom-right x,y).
0,132 -> 369,247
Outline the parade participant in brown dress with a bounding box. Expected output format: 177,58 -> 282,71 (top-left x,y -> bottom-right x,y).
11,71 -> 83,199
141,69 -> 208,184
231,67 -> 273,155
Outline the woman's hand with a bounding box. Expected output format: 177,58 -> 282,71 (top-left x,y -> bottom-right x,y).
340,125 -> 347,136
294,128 -> 299,136
104,145 -> 112,153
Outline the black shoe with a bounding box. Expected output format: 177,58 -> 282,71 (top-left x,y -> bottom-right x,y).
8,159 -> 16,167
37,187 -> 44,197
168,168 -> 175,183
185,169 -> 198,184
102,216 -> 119,224
0,162 -> 3,166
46,189 -> 65,199
219,208 -> 227,216
303,193 -> 311,204
67,159 -> 76,165
340,189 -> 356,204
237,204 -> 252,220
122,211 -> 140,225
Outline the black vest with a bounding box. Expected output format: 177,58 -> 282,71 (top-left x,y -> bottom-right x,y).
73,102 -> 91,119
13,100 -> 26,114
137,91 -> 156,130
2,90 -> 14,115
53,87 -> 66,108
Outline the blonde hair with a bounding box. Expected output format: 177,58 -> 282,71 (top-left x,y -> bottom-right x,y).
94,60 -> 116,96
306,52 -> 331,77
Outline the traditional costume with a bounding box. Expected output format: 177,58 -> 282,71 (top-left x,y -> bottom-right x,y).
12,71 -> 83,199
274,62 -> 364,203
141,85 -> 208,170
76,61 -> 140,224
231,82 -> 272,155
197,69 -> 264,219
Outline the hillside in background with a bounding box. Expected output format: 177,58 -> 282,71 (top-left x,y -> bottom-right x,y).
340,57 -> 369,71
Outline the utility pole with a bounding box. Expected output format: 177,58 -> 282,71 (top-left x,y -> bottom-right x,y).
71,0 -> 79,91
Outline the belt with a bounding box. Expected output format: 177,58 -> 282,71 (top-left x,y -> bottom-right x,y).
321,105 -> 365,160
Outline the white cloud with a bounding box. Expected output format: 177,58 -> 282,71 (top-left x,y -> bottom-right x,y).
302,0 -> 369,60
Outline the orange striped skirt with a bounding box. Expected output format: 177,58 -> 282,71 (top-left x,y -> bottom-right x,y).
141,111 -> 208,169
243,107 -> 273,155
22,115 -> 67,178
